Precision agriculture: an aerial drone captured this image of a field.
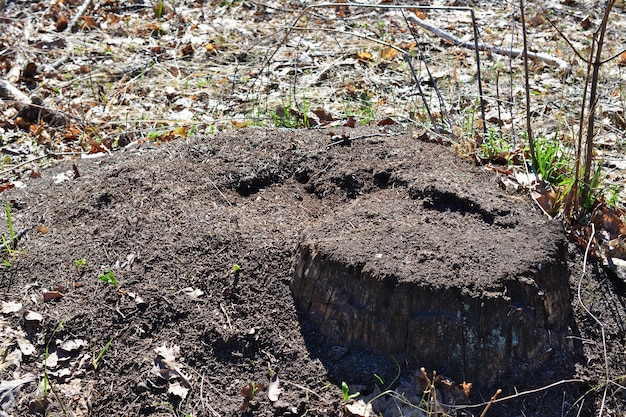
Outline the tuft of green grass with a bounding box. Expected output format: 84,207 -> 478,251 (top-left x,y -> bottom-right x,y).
155,0 -> 165,19
1,201 -> 17,256
93,337 -> 114,370
533,134 -> 571,185
272,97 -> 312,128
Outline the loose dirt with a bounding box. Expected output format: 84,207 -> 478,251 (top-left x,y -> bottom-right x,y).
1,126 -> 625,417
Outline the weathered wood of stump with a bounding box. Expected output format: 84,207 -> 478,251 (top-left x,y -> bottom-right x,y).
292,181 -> 572,388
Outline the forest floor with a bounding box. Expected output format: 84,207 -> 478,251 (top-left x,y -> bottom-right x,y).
1,0 -> 626,416
0,125 -> 624,417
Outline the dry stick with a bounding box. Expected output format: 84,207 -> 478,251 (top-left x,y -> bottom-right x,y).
519,0 -> 538,173
577,223 -> 610,417
327,133 -> 393,148
495,69 -> 501,137
419,368 -> 439,416
403,13 -> 570,73
0,80 -> 31,104
6,20 -> 33,84
207,178 -> 232,207
565,84 -> 591,214
449,379 -> 583,410
582,1 -> 615,207
199,374 -> 222,417
0,151 -> 108,177
219,303 -> 233,330
272,25 -> 435,125
0,155 -> 49,176
302,56 -> 346,89
400,11 -> 453,132
418,49 -> 454,132
478,389 -> 502,417
561,24 -> 592,218
431,370 -> 439,416
601,47 -> 626,65
405,9 -> 565,137
65,0 -> 92,33
409,8 -> 494,137
508,10 -> 517,147
405,55 -> 439,134
0,229 -> 29,252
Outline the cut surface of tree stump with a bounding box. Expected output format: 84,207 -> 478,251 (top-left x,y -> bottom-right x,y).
292,157 -> 572,388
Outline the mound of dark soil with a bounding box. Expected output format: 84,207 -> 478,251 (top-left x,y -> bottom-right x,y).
0,126 -> 624,416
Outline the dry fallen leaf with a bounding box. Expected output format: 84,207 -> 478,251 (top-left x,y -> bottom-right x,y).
314,108 -> 334,124
412,9 -> 427,19
88,141 -> 107,154
356,51 -> 372,61
231,120 -> 251,128
17,335 -> 36,356
2,301 -> 22,314
43,291 -> 63,302
531,181 -> 557,218
335,0 -> 349,18
377,117 -> 396,126
181,43 -> 194,57
529,12 -> 546,27
168,381 -> 190,399
152,344 -> 192,401
56,13 -> 69,31
580,15 -> 592,30
0,375 -> 36,415
173,126 -> 190,138
83,15 -> 98,29
59,339 -> 86,353
23,310 -> 43,324
345,399 -> 373,416
592,206 -> 626,238
380,47 -> 398,61
181,287 -> 204,300
0,182 -> 15,193
267,374 -> 282,402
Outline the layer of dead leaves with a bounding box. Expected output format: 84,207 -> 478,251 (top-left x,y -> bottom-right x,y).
1,0 -> 626,265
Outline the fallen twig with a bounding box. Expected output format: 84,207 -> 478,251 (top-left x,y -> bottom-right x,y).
207,177 -> 232,207
0,155 -> 49,176
0,79 -> 31,104
578,224 -> 609,416
219,303 -> 233,330
65,0 -> 92,33
449,379 -> 584,410
404,13 -> 571,73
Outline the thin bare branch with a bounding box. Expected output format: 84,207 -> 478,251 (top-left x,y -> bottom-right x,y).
404,13 -> 570,72
520,0 -> 538,171
0,79 -> 31,104
600,47 -> 626,65
544,15 -> 587,63
65,0 -> 92,33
